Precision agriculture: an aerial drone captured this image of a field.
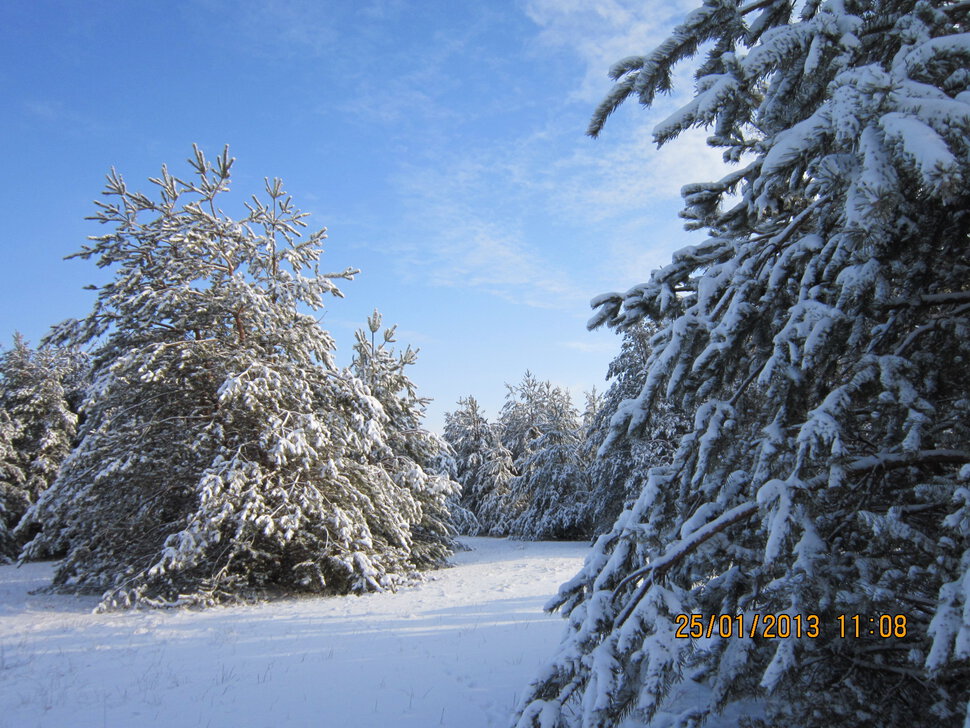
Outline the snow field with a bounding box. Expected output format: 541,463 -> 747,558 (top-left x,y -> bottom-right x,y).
0,537 -> 588,728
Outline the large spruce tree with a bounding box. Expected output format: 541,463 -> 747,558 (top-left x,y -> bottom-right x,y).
22,147 -> 448,609
0,409 -> 26,561
516,1 -> 970,726
0,336 -> 84,499
350,309 -> 458,569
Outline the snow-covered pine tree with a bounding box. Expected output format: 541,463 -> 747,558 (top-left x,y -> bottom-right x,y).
580,388 -> 604,436
0,409 -> 26,561
443,394 -> 523,536
0,335 -> 84,501
435,446 -> 482,538
508,391 -> 589,541
476,424 -> 518,536
516,1 -> 970,726
499,371 -> 549,467
21,146 -> 437,609
350,309 -> 457,569
443,395 -> 496,534
500,373 -> 590,540
0,335 -> 84,557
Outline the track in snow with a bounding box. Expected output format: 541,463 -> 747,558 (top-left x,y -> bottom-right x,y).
0,537 -> 589,728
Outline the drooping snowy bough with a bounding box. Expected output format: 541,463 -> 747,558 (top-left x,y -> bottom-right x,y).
581,324 -> 687,535
21,147 -> 452,609
516,2 -> 970,726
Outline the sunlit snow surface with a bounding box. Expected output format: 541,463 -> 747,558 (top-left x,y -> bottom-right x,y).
0,537 -> 588,728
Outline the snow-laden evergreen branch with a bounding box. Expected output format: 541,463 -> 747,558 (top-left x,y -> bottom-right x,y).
516,1 -> 970,725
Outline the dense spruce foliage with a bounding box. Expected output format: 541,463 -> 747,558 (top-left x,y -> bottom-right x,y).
443,345 -> 687,543
443,395 -> 506,535
446,373 -> 606,540
582,324 -> 686,535
0,409 -> 25,560
443,340 -> 687,543
0,336 -> 84,561
444,375 -> 574,539
515,1 -> 970,726
20,147 -> 453,609
501,374 -> 591,540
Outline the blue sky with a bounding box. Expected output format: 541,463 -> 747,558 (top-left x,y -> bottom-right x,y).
0,0 -> 725,432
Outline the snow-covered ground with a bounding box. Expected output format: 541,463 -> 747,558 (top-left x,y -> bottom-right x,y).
0,537 -> 589,728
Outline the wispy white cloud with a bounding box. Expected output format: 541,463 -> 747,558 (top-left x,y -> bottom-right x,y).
390,165 -> 585,310
512,1 -> 737,292
337,85 -> 458,127
349,1 -> 733,313
392,327 -> 437,346
521,0 -> 730,207
537,122 -> 728,220
383,107 -> 727,313
329,6 -> 515,133
358,0 -> 408,21
331,24 -> 461,127
523,0 -> 698,103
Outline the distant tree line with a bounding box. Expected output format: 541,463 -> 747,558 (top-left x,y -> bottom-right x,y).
442,323 -> 687,541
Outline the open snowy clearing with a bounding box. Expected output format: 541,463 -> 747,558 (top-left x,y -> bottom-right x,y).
0,537 -> 589,728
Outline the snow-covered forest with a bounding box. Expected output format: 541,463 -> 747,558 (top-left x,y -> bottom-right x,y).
442,358 -> 685,541
2,0 -> 969,726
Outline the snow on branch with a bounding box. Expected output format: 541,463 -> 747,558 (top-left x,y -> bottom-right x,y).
845,449 -> 970,474
612,501 -> 758,626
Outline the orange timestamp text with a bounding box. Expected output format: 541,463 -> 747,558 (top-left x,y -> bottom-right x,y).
674,613 -> 908,639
